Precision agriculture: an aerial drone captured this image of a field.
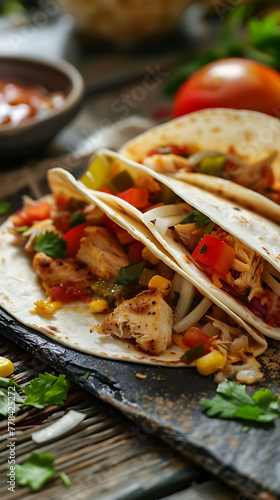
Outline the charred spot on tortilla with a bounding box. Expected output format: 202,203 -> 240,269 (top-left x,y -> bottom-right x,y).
233,207 -> 241,211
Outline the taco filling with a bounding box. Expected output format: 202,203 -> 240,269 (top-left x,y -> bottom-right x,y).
6,183 -> 265,382
81,153 -> 280,333
143,145 -> 280,203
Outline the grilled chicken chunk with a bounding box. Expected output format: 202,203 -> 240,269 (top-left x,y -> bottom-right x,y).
99,289 -> 173,354
76,237 -> 129,282
143,154 -> 198,174
33,252 -> 90,288
84,226 -> 128,258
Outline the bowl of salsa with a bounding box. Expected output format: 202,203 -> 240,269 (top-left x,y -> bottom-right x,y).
0,56 -> 84,162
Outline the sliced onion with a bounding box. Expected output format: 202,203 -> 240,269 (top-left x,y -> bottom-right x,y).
142,204 -> 185,223
155,214 -> 185,235
201,322 -> 220,337
174,297 -> 212,333
31,410 -> 86,444
173,273 -> 195,324
263,269 -> 280,296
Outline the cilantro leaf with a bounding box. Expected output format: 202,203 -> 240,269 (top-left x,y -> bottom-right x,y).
0,200 -> 11,216
81,371 -> 90,380
70,211 -> 86,228
200,382 -> 280,423
200,244 -> 207,255
60,472 -> 71,487
34,232 -> 67,258
180,209 -> 212,228
15,452 -> 55,491
22,373 -> 70,409
0,386 -> 25,417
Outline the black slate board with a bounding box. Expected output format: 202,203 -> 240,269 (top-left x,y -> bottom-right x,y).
1,307 -> 280,499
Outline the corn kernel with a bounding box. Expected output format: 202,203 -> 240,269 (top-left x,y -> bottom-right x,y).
141,247 -> 160,265
148,275 -> 171,297
0,357 -> 14,377
196,350 -> 226,376
89,299 -> 109,314
30,300 -> 62,318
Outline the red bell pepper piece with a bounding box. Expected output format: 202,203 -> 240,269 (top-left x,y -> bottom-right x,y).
192,234 -> 235,275
128,241 -> 145,263
117,187 -> 149,209
182,327 -> 213,354
63,223 -> 86,257
50,281 -> 85,303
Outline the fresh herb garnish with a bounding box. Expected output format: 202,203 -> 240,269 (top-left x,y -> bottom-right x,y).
180,209 -> 212,228
115,261 -> 146,287
200,244 -> 207,255
200,381 -> 280,423
60,472 -> 71,487
0,378 -> 24,417
156,374 -> 166,381
0,200 -> 11,216
203,221 -> 215,236
81,371 -> 90,380
172,291 -> 180,306
15,452 -> 55,491
34,232 -> 67,258
70,211 -> 86,228
22,373 -> 70,409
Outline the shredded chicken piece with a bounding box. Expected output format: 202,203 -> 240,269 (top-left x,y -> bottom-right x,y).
213,229 -> 264,300
76,237 -> 129,282
134,172 -> 160,196
174,222 -> 204,252
99,289 -> 173,354
224,151 -> 277,195
143,154 -> 198,174
84,226 -> 128,258
33,252 -> 90,288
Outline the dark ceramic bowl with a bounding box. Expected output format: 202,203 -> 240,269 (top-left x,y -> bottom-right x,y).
0,55 -> 84,163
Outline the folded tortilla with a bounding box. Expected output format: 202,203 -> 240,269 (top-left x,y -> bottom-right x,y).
0,167 -> 266,370
119,108 -> 280,224
90,149 -> 280,343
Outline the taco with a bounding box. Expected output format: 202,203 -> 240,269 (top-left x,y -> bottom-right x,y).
119,108 -> 280,224
80,148 -> 280,347
0,167 -> 266,381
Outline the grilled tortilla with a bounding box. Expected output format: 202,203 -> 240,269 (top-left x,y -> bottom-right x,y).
120,108 -> 280,224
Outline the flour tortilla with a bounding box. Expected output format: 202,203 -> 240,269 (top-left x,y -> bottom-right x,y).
120,108 -> 280,224
0,167 -> 266,365
92,148 -> 280,342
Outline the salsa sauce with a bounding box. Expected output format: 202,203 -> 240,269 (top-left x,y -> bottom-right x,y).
0,78 -> 65,126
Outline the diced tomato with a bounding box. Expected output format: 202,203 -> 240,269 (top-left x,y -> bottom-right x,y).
12,201 -> 52,227
128,241 -> 145,263
146,144 -> 188,157
50,281 -> 85,303
117,187 -> 149,209
63,223 -> 86,257
192,234 -> 235,275
182,327 -> 213,353
55,194 -> 68,209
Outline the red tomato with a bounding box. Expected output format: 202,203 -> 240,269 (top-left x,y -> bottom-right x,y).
192,234 -> 235,275
182,327 -> 213,353
63,223 -> 86,257
13,201 -> 52,227
173,58 -> 280,117
128,241 -> 145,262
50,282 -> 85,303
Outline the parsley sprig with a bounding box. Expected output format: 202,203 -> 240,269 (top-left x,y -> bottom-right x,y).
201,381 -> 280,423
